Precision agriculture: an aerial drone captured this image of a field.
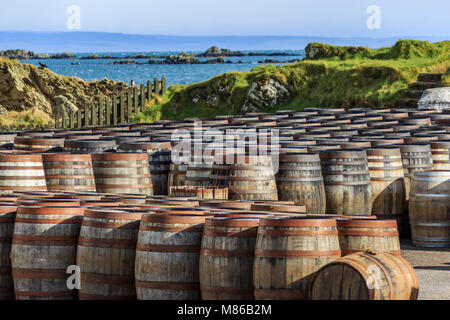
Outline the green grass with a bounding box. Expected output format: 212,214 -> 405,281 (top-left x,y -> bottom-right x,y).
139,40 -> 450,122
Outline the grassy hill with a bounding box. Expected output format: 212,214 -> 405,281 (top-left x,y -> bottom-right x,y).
138,40 -> 450,122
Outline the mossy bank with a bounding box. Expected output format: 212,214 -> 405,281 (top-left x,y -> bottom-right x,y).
138,40 -> 450,122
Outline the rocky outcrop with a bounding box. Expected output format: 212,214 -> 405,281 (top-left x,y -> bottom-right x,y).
418,87 -> 450,112
305,43 -> 373,60
0,50 -> 77,60
0,59 -> 128,121
242,78 -> 290,113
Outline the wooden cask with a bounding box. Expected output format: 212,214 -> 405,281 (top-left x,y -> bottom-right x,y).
0,153 -> 47,194
0,205 -> 16,300
409,171 -> 450,247
319,150 -> 373,216
200,218 -> 259,300
135,214 -> 208,300
42,154 -> 96,192
253,217 -> 341,300
77,209 -> 142,300
430,141 -> 450,170
366,148 -> 406,229
119,141 -> 172,196
336,219 -> 401,256
310,251 -> 419,300
210,155 -> 278,201
13,137 -> 65,153
64,139 -> 116,154
11,205 -> 84,300
275,153 -> 326,214
168,163 -> 188,191
185,150 -> 215,187
92,153 -> 153,196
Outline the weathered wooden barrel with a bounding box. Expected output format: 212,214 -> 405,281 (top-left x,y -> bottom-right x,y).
310,251 -> 419,300
399,144 -> 434,200
210,155 -> 278,201
185,146 -> 217,188
275,153 -> 326,214
0,153 -> 47,194
64,140 -> 117,154
366,148 -> 406,227
119,141 -> 172,195
168,162 -> 189,192
200,218 -> 260,300
13,137 -> 65,153
42,154 -> 96,192
136,214 -> 209,300
0,133 -> 17,149
430,141 -> 450,170
319,149 -> 372,216
77,209 -> 142,300
11,205 -> 84,300
0,205 -> 17,300
409,171 -> 450,247
336,219 -> 401,256
253,217 -> 341,300
91,153 -> 153,195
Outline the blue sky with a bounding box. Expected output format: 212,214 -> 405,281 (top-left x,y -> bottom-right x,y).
0,0 -> 449,37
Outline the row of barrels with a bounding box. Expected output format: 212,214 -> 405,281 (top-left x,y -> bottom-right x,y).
0,191 -> 417,300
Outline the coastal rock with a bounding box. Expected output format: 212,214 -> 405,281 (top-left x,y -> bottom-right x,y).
418,87 -> 450,112
198,46 -> 245,58
206,94 -> 219,107
242,78 -> 290,113
305,42 -> 372,60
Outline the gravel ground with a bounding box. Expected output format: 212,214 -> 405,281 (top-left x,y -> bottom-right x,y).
400,240 -> 450,300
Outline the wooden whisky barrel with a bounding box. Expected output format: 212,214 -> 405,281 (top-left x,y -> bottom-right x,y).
275,153 -> 326,214
430,141 -> 450,170
409,171 -> 450,247
0,153 -> 47,194
336,219 -> 401,256
13,137 -> 65,153
42,154 -> 96,192
310,251 -> 419,300
91,153 -> 153,195
366,148 -> 406,228
253,217 -> 341,300
319,149 -> 372,216
135,214 -> 209,300
11,205 -> 84,300
0,205 -> 17,300
200,218 -> 260,300
210,155 -> 278,201
64,139 -> 116,154
77,209 -> 142,300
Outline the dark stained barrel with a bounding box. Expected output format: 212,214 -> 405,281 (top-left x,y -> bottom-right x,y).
200,218 -> 259,300
91,153 -> 153,195
319,150 -> 372,216
409,171 -> 450,247
210,155 -> 278,201
310,251 -> 419,300
42,154 -> 96,192
0,205 -> 17,300
135,214 -> 209,300
275,153 -> 326,214
336,219 -> 401,256
77,209 -> 142,300
0,153 -> 47,194
11,205 -> 84,300
64,140 -> 116,154
253,217 -> 341,300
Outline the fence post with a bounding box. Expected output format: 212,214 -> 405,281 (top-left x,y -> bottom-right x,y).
127,89 -> 132,121
134,87 -> 139,115
77,109 -> 82,128
106,99 -> 111,125
154,78 -> 160,95
99,100 -> 104,126
113,96 -> 118,125
92,104 -> 97,126
84,106 -> 90,126
161,77 -> 166,95
140,84 -> 145,111
69,112 -> 74,129
120,93 -> 126,123
147,80 -> 153,101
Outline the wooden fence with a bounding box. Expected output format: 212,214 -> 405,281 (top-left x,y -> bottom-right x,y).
55,77 -> 166,129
